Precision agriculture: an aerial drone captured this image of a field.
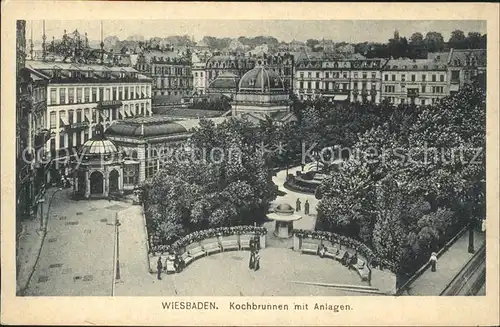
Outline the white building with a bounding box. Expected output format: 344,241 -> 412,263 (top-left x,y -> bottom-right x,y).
191,52 -> 207,95
25,60 -> 153,164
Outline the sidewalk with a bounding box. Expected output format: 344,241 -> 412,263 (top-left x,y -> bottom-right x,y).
405,228 -> 485,296
16,187 -> 63,295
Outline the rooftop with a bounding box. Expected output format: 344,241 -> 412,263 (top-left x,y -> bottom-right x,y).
152,107 -> 224,118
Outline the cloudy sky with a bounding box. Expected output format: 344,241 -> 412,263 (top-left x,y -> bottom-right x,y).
27,20 -> 486,44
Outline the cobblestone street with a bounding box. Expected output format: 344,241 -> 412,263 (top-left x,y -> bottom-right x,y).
23,189 -> 132,296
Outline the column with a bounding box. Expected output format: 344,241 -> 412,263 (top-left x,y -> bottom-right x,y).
85,170 -> 90,198
103,170 -> 109,197
137,145 -> 146,183
118,167 -> 124,195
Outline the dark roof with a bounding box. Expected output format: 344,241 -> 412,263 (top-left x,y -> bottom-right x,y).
449,49 -> 486,67
208,72 -> 239,89
105,118 -> 188,137
153,107 -> 223,118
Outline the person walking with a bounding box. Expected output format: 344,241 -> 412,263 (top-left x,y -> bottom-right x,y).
157,257 -> 163,280
296,198 -> 301,212
304,200 -> 310,215
248,249 -> 255,270
429,252 -> 438,272
254,250 -> 261,271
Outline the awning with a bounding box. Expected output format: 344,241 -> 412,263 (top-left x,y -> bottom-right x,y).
59,114 -> 69,126
334,94 -> 349,101
124,159 -> 140,165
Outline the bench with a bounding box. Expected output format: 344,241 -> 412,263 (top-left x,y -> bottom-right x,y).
201,242 -> 221,255
165,258 -> 176,274
324,245 -> 340,259
301,242 -> 319,255
335,249 -> 348,262
239,235 -> 253,250
187,244 -> 206,260
180,251 -> 193,267
352,258 -> 370,281
220,236 -> 239,252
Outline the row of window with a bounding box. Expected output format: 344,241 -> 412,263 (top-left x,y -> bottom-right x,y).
49,103 -> 151,128
298,81 -> 378,91
49,85 -> 151,105
383,85 -> 445,94
153,66 -> 189,76
299,71 -> 378,79
384,73 -> 446,82
153,90 -> 191,97
156,77 -> 192,89
33,87 -> 47,103
384,97 -> 440,105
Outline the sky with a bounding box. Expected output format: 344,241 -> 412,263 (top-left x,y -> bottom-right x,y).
27,20 -> 487,44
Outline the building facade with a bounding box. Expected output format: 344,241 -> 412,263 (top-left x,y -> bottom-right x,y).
205,54 -> 254,87
349,59 -> 384,103
381,59 -> 448,106
135,50 -> 192,103
191,52 -> 207,95
447,49 -> 486,94
26,60 -> 152,182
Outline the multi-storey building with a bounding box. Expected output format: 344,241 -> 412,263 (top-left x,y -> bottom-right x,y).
135,50 -> 192,104
381,58 -> 448,106
447,49 -> 486,94
191,52 -> 207,95
26,60 -> 152,182
205,54 -> 255,86
258,53 -> 295,93
295,55 -> 353,102
349,59 -> 385,103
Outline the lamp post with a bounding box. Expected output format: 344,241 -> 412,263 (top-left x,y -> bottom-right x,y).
467,188 -> 475,254
37,198 -> 45,231
115,217 -> 121,281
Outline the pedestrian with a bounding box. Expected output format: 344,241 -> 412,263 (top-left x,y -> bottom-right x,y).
157,257 -> 163,280
254,235 -> 260,251
296,198 -> 301,212
304,200 -> 310,215
254,250 -> 261,271
430,252 -> 437,272
248,249 -> 255,270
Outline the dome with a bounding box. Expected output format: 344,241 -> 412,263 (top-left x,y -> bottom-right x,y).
238,66 -> 285,92
80,123 -> 119,156
274,203 -> 295,214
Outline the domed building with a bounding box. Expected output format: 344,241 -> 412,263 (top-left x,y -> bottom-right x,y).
206,71 -> 240,99
233,64 -> 292,119
72,123 -> 124,198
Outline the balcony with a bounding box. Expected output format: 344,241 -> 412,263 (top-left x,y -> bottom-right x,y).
67,121 -> 90,131
97,100 -> 123,110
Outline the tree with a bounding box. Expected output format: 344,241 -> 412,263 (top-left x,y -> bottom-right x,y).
306,39 -> 320,49
466,32 -> 483,49
424,32 -> 445,52
409,32 -> 424,45
449,30 -> 467,49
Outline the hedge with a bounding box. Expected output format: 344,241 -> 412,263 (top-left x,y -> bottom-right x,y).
293,229 -> 398,273
150,225 -> 267,255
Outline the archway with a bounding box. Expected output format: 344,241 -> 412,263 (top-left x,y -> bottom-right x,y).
109,169 -> 119,193
90,171 -> 104,195
77,170 -> 86,196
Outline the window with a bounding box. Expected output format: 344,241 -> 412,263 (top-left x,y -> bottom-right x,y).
371,72 -> 376,79
76,131 -> 81,147
50,112 -> 56,128
325,72 -> 329,79
119,87 -> 123,100
77,109 -> 82,123
421,85 -> 426,93
422,74 -> 426,82
106,89 -> 110,101
440,74 -> 445,82
354,72 -> 358,78
141,86 -> 145,98
68,88 -> 74,103
401,74 -> 406,82
112,87 -> 117,101
84,88 -> 90,102
421,99 -> 426,106
307,82 -> 311,89
432,74 -> 437,82
200,72 -> 203,77
315,81 -> 320,89
343,83 -> 348,90
125,87 -> 129,99
308,72 -> 311,78
411,75 -> 416,82
299,81 -> 304,89
92,110 -> 97,123
136,104 -> 140,115
401,84 -> 406,91
59,134 -> 65,149
141,103 -> 145,115
77,88 -> 82,103
451,70 -> 460,82
343,72 -> 348,79
68,110 -> 74,124
316,72 -> 320,78
50,89 -> 57,104
136,87 -> 139,98
194,72 -> 198,77
59,88 -> 65,104
362,72 -> 367,79
99,88 -> 104,101
391,74 -> 396,81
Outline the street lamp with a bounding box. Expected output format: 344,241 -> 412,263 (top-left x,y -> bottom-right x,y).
37,198 -> 45,231
115,217 -> 122,281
